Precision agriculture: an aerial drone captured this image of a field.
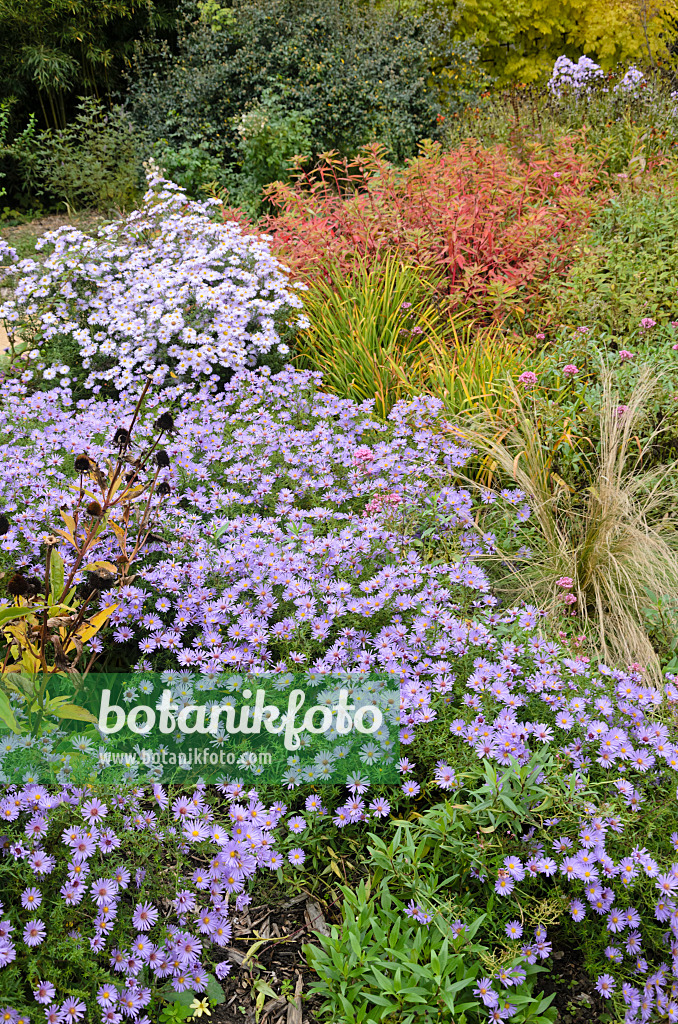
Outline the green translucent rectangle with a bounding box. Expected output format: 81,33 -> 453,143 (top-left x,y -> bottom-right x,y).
0,671 -> 400,787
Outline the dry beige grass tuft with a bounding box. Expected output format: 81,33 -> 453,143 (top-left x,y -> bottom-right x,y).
462,369 -> 678,678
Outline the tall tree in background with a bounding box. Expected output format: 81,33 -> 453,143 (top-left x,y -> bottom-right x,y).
407,0 -> 678,83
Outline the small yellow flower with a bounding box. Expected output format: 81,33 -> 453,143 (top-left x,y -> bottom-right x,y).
190,998 -> 211,1019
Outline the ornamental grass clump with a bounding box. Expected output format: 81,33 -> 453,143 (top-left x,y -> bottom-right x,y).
294,257 -> 443,417
0,176 -> 307,393
464,369 -> 678,676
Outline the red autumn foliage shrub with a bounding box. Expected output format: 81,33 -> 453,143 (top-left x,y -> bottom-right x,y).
260,138 -> 604,321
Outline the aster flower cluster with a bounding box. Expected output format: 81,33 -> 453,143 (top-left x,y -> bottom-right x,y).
434,642 -> 678,1022
615,66 -> 645,95
0,777 -> 331,1019
0,368 -> 528,751
0,176 -> 307,391
547,56 -> 605,98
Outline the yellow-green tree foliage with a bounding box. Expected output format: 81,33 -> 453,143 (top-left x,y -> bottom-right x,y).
421,0 -> 678,84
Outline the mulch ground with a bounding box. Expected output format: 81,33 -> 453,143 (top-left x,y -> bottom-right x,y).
541,932 -> 608,1024
211,895 -> 326,1024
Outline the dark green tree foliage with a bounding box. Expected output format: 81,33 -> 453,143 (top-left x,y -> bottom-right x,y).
0,0 -> 180,131
129,0 -> 481,171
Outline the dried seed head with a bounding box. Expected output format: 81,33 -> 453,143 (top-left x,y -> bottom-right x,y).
86,501 -> 102,517
156,482 -> 171,497
85,568 -> 117,592
113,428 -> 131,448
155,450 -> 170,468
154,412 -> 175,434
0,515 -> 9,537
7,573 -> 41,599
6,572 -> 30,597
74,454 -> 92,473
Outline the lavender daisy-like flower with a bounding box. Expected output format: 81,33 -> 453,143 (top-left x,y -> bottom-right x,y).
21,887 -> 42,910
81,797 -> 107,823
595,974 -> 616,999
473,978 -> 499,1007
23,918 -> 46,946
132,901 -> 159,932
60,996 -> 87,1022
33,980 -> 56,1005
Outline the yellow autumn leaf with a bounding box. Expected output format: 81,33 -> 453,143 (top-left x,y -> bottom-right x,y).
65,603 -> 119,651
60,509 -> 76,536
82,560 -> 118,574
48,702 -> 99,724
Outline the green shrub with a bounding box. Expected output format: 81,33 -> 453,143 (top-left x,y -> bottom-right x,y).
128,0 -> 484,211
549,182 -> 678,335
149,138 -> 228,198
1,97 -> 142,212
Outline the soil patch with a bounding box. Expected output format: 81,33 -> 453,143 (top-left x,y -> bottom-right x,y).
210,895 -> 326,1024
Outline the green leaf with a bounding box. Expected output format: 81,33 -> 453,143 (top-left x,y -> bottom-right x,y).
159,985 -> 196,1007
206,973 -> 226,1004
0,690 -> 20,733
49,550 -> 65,603
0,605 -> 44,625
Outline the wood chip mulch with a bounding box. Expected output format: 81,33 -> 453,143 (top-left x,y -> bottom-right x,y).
210,895 -> 328,1024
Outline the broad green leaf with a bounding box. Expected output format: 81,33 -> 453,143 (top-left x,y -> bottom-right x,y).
0,605 -> 44,625
206,974 -> 226,1004
0,691 -> 20,733
49,550 -> 65,603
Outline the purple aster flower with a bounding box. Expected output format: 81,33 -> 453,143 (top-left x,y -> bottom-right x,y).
132,902 -> 158,932
473,979 -> 499,1007
33,981 -> 56,1005
23,919 -> 46,947
595,974 -> 616,999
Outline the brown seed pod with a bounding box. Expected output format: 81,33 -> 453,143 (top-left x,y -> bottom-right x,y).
85,568 -> 118,592
85,501 -> 102,517
154,412 -> 175,434
6,572 -> 30,597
